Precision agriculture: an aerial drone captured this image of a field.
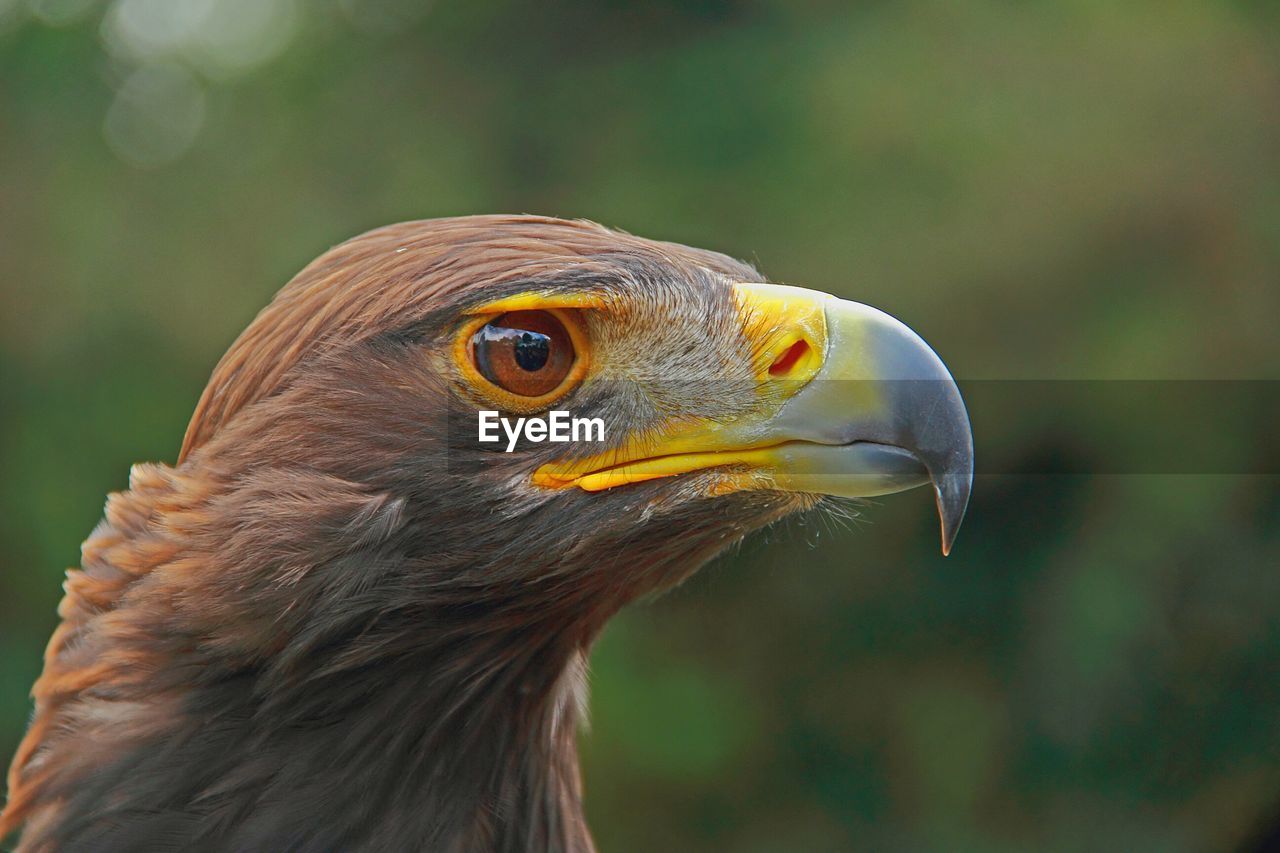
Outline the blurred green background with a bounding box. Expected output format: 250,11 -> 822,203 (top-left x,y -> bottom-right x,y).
1,0 -> 1278,850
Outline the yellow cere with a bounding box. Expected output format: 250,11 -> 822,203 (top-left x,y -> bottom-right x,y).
732,282 -> 827,383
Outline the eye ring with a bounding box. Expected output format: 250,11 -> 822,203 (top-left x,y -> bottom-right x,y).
453,307 -> 591,412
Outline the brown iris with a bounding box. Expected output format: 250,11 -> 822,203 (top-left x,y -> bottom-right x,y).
470,310 -> 576,398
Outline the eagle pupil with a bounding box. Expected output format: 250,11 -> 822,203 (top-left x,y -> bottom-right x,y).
513,332 -> 550,372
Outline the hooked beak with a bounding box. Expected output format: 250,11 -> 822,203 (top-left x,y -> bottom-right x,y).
534,283 -> 974,554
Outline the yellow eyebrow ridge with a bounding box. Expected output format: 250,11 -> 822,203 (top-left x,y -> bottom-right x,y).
464,291 -> 609,315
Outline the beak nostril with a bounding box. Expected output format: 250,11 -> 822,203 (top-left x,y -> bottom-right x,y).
768,339 -> 810,377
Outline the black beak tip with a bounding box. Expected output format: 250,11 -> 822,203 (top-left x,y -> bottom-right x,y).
934,468 -> 972,557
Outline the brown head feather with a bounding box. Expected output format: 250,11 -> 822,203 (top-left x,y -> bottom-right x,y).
180,215 -> 741,460
3,215 -> 808,852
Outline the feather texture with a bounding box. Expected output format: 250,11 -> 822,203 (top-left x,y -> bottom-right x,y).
2,216 -> 810,851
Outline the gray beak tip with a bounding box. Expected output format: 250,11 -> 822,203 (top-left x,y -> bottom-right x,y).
933,466 -> 972,556
940,520 -> 957,557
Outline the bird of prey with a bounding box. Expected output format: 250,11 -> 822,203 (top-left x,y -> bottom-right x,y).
0,215 -> 972,852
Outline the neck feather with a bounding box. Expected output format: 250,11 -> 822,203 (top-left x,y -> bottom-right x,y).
3,462 -> 598,852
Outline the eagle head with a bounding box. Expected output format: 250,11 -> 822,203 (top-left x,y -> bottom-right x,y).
2,215 -> 971,852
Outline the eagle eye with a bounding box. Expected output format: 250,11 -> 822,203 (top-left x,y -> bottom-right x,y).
469,310 -> 577,399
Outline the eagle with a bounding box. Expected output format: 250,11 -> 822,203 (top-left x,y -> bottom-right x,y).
0,215 -> 972,851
